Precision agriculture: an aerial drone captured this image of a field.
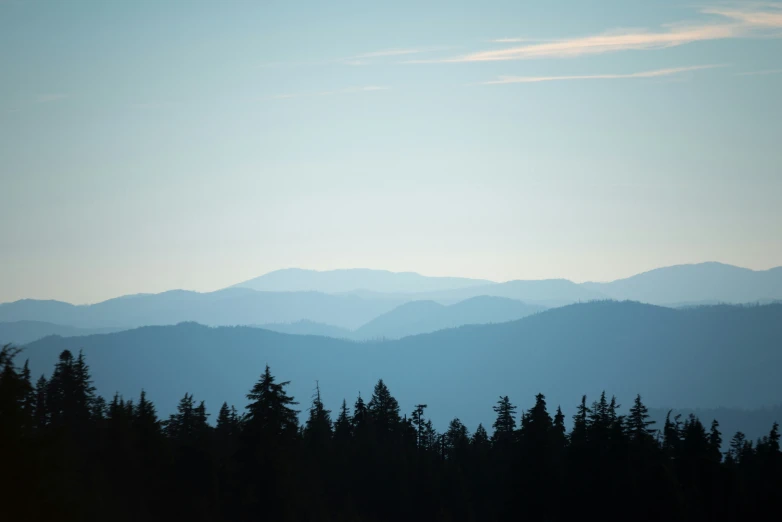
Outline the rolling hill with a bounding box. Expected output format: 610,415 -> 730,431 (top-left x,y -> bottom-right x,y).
252,319 -> 353,339
20,301 -> 782,440
583,262 -> 782,305
0,321 -> 125,346
0,288 -> 407,330
353,296 -> 545,340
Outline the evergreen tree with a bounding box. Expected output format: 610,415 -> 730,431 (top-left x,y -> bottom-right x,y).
0,346 -> 28,436
423,419 -> 439,453
164,392 -> 195,440
412,404 -> 428,449
570,395 -> 591,446
681,414 -> 709,458
663,410 -> 682,457
728,431 -> 747,464
520,393 -> 553,446
304,382 -> 333,447
244,364 -> 299,440
33,374 -> 48,430
768,422 -> 780,453
552,405 -> 567,450
216,401 -> 240,439
627,394 -> 655,444
708,419 -> 723,463
20,359 -> 35,430
367,379 -> 401,437
73,350 -> 96,423
333,399 -> 352,444
471,423 -> 490,453
444,418 -> 470,461
352,393 -> 367,431
491,395 -> 516,445
134,390 -> 161,438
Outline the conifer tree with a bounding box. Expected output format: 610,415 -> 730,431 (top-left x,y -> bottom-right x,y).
728,431 -> 747,464
216,401 -> 240,439
444,418 -> 470,461
627,394 -> 655,443
521,393 -> 553,446
165,392 -> 195,439
333,399 -> 352,443
570,395 -> 591,446
91,396 -> 107,421
304,382 -> 333,447
244,364 -> 299,440
471,423 -> 490,453
552,405 -> 567,449
0,346 -> 28,436
707,419 -> 723,463
491,395 -> 516,446
367,379 -> 400,437
134,390 -> 160,438
412,404 -> 428,449
768,422 -> 780,453
20,360 -> 35,430
33,374 -> 48,431
663,410 -> 682,457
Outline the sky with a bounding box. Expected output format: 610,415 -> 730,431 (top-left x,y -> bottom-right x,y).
1,0 -> 781,304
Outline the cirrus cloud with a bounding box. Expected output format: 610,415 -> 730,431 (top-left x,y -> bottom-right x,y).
408,4 -> 782,64
479,65 -> 726,85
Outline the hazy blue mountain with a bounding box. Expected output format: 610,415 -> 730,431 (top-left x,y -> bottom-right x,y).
353,296 -> 545,340
232,267 -> 493,294
0,320 -> 125,346
582,262 -> 782,305
0,288 -> 406,330
21,301 -> 782,438
344,279 -> 606,308
251,319 -> 353,339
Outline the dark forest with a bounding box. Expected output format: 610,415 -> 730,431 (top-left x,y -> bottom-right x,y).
1,345 -> 780,522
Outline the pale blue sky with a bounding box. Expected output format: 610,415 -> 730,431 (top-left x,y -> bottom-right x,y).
1,0 -> 781,303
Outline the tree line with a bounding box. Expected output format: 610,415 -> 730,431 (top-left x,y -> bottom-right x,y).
1,345 -> 780,521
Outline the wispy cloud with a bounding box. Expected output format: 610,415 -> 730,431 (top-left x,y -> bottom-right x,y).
735,68 -> 782,75
35,93 -> 67,103
479,65 -> 724,85
271,85 -> 391,100
701,5 -> 782,27
411,4 -> 782,63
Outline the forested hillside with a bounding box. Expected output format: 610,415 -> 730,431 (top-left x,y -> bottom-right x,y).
20,302 -> 782,440
1,346 -> 779,521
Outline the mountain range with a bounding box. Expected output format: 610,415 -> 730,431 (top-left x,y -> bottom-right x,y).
2,262 -> 781,346
233,267 -> 492,294
583,262 -> 782,305
1,295 -> 544,345
20,301 -> 782,442
350,296 -> 544,340
0,288 -> 407,330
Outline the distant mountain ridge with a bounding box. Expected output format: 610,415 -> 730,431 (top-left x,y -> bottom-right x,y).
584,262 -> 782,305
21,301 -> 782,440
353,296 -> 545,340
3,262 -> 781,333
252,320 -> 353,339
233,268 -> 494,294
255,296 -> 544,340
0,321 -> 125,346
0,288 -> 407,330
